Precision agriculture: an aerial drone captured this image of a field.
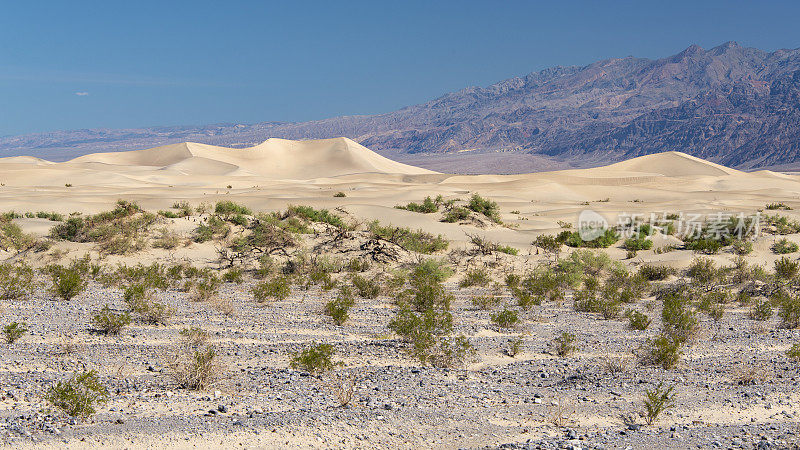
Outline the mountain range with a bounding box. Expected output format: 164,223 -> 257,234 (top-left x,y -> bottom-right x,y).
3,41 -> 800,171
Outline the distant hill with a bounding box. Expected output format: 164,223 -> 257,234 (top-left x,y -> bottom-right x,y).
3,41 -> 800,171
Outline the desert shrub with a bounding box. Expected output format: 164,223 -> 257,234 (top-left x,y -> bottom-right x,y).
626,309 -> 651,330
731,239 -> 753,255
471,295 -> 501,310
351,274 -> 381,299
533,234 -> 565,258
32,211 -> 64,221
333,191 -> 346,197
91,306 -> 131,335
772,238 -> 799,254
0,263 -> 35,300
172,201 -> 194,217
397,260 -> 454,312
388,307 -> 473,367
504,336 -> 524,357
624,233 -> 653,252
285,205 -> 347,230
774,256 -> 799,280
786,344 -> 800,361
429,335 -> 475,368
505,273 -> 521,289
214,200 -> 252,218
368,221 -> 448,254
192,273 -> 221,301
3,322 -> 28,344
459,268 -> 490,288
441,206 -> 471,223
168,345 -> 221,390
252,277 -> 291,303
552,332 -> 577,357
684,238 -> 723,254
749,299 -> 773,321
466,194 -> 501,223
496,244 -> 518,255
152,227 -> 182,249
564,228 -> 619,248
193,215 -> 230,243
643,383 -> 676,426
116,263 -> 169,290
46,370 -> 109,418
766,202 -> 792,210
158,210 -> 179,219
179,327 -> 209,345
490,309 -> 519,329
222,268 -> 244,284
777,293 -> 800,328
396,196 -> 441,213
686,258 -> 719,288
133,299 -> 174,325
325,287 -> 355,325
637,264 -> 675,282
0,220 -> 36,253
660,292 -> 698,344
46,263 -> 88,301
230,217 -> 297,256
644,334 -> 682,369
291,343 -> 336,374
49,201 -> 154,254
763,214 -> 800,235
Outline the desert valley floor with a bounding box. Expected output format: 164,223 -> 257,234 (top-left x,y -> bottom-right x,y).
0,138 -> 799,449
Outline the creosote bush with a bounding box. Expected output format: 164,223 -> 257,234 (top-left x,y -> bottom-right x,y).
46,262 -> 88,301
459,268 -> 490,288
466,193 -> 501,223
46,370 -> 108,418
252,277 -> 291,303
91,305 -> 131,335
643,382 -> 676,426
786,344 -> 800,361
553,332 -> 577,357
625,309 -> 651,330
325,287 -> 356,326
772,238 -> 799,254
490,308 -> 519,329
0,262 -> 35,300
291,342 -> 337,375
368,221 -> 448,254
3,322 -> 28,344
351,274 -> 381,299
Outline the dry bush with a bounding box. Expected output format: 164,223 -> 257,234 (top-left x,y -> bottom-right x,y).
166,339 -> 224,391
732,365 -> 771,385
599,355 -> 630,375
212,297 -> 236,317
152,227 -> 183,249
547,399 -> 576,427
324,371 -> 357,408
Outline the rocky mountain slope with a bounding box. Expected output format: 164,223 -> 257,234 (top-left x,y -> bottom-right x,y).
3,41 -> 800,169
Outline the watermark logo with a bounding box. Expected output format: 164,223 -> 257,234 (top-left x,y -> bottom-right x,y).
578,209 -> 608,241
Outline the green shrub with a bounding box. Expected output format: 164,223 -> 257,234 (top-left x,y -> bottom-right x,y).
214,200 -> 252,217
643,383 -> 676,425
291,343 -> 336,374
0,220 -> 36,253
624,236 -> 653,252
644,334 -> 682,369
772,238 -> 799,254
786,343 -> 800,361
325,287 -> 355,325
46,263 -> 88,301
46,370 -> 108,418
749,299 -> 773,321
466,194 -> 501,223
766,202 -> 792,210
459,268 -> 490,288
158,210 -> 179,219
351,274 -> 381,299
368,221 -> 448,254
193,273 -> 221,301
553,332 -> 577,357
441,206 -> 471,223
222,268 -> 244,284
333,191 -> 346,197
3,322 -> 28,344
626,309 -> 651,330
686,258 -> 719,288
252,277 -> 291,303
731,239 -> 753,255
774,256 -> 799,280
286,205 -> 347,230
0,263 -> 35,300
533,234 -> 565,257
777,293 -> 800,328
471,295 -> 501,310
396,196 -> 441,213
684,238 -> 723,254
172,201 -> 194,217
637,264 -> 676,281
496,244 -> 519,255
490,309 -> 519,329
193,216 -> 230,243
91,306 -> 131,335
660,292 -> 698,344
564,228 -> 619,248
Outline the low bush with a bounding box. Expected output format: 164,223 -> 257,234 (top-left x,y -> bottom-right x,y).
777,292 -> 800,328
46,370 -> 108,418
3,322 -> 28,344
368,221 -> 448,254
167,345 -> 221,390
91,306 -> 131,335
252,277 -> 291,303
466,194 -> 501,223
214,200 -> 252,218
564,228 -> 619,248
774,256 -> 799,280
643,383 -> 676,426
471,295 -> 501,310
0,262 -> 35,300
786,343 -> 800,361
772,238 -> 799,254
395,196 -> 441,213
152,227 -> 182,249
731,239 -> 753,255
286,205 -> 347,230
644,334 -> 682,369
325,287 -> 356,326
192,273 -> 221,302
625,309 -> 651,330
333,191 -> 346,197
661,291 -> 698,344
459,268 -> 490,288
490,309 -> 519,329
552,332 -> 577,357
441,206 -> 471,223
46,263 -> 88,301
750,299 -> 773,321
766,202 -> 792,210
637,264 -> 676,281
351,274 -> 381,299
291,343 -> 336,374
222,268 -> 244,284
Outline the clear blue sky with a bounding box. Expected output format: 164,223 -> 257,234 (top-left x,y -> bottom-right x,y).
2,0 -> 799,136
